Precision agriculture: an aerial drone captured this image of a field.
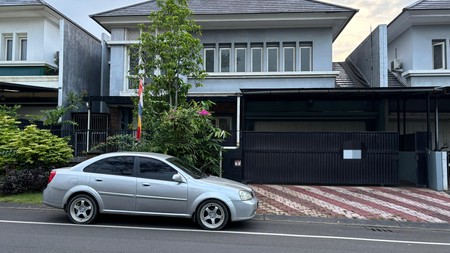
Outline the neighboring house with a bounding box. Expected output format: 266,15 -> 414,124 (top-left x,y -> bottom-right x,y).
0,0 -> 102,127
347,0 -> 450,189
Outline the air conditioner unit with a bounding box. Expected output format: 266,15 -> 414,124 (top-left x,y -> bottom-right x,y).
391,60 -> 403,71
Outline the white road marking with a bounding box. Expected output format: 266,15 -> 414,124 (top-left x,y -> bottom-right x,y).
0,219 -> 449,246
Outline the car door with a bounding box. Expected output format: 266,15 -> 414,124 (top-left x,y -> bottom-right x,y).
135,157 -> 188,215
85,156 -> 137,212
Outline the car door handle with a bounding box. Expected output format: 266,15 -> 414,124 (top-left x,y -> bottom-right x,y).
95,178 -> 103,182
142,183 -> 151,187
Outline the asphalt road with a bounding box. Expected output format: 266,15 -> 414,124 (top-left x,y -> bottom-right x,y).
0,206 -> 449,253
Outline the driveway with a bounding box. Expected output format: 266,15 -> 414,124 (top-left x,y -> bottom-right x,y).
252,185 -> 450,223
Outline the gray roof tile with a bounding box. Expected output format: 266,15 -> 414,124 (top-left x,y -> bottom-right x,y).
0,0 -> 43,6
406,0 -> 450,10
388,71 -> 404,87
93,0 -> 355,17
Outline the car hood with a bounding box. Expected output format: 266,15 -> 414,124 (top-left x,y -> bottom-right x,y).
199,176 -> 253,192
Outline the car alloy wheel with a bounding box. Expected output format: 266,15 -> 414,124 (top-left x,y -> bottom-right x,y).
67,194 -> 98,224
197,200 -> 229,230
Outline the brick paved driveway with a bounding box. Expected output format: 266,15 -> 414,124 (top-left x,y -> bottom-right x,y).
251,185 -> 450,223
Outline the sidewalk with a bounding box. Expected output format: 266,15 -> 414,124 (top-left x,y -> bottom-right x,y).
251,185 -> 450,227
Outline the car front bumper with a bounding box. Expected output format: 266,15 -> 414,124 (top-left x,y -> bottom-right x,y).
231,197 -> 259,221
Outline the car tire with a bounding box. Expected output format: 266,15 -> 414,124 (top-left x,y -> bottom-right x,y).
67,194 -> 98,224
197,200 -> 229,230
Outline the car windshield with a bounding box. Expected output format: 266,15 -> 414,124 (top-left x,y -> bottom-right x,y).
166,157 -> 206,179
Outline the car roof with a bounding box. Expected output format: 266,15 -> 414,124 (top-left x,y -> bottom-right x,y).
99,151 -> 174,159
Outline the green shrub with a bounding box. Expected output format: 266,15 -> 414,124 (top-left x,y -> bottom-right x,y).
0,125 -> 73,170
0,167 -> 50,195
0,115 -> 21,171
91,134 -> 137,153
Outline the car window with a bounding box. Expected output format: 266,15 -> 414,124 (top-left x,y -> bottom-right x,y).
166,157 -> 205,179
139,157 -> 177,181
83,156 -> 134,176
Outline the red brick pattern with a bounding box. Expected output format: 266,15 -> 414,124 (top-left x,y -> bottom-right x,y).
251,185 -> 450,223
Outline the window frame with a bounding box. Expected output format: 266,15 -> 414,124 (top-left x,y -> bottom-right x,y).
432,40 -> 446,70
299,45 -> 312,71
19,37 -> 27,61
235,47 -> 246,73
126,46 -> 140,89
5,36 -> 13,61
219,48 -> 231,72
203,48 -> 216,73
267,47 -> 279,72
283,46 -> 295,72
251,47 -> 263,72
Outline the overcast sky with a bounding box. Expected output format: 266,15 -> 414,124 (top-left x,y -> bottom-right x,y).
44,0 -> 417,61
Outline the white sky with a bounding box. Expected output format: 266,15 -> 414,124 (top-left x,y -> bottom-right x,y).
44,0 -> 418,61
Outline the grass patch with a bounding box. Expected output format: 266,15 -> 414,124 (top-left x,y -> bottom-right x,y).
0,192 -> 42,204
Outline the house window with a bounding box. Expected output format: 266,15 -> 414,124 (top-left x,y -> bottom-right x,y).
300,42 -> 312,71
433,40 -> 446,70
204,47 -> 215,73
267,47 -> 279,72
219,47 -> 231,72
235,47 -> 246,72
251,47 -> 262,72
5,36 -> 13,61
127,46 -> 140,89
215,117 -> 232,132
283,44 -> 295,72
19,37 -> 27,61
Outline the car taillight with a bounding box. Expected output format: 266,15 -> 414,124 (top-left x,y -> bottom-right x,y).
48,171 -> 56,184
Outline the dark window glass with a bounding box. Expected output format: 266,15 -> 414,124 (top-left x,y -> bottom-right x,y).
267,48 -> 278,72
236,48 -> 246,72
300,47 -> 312,71
83,156 -> 134,176
251,48 -> 262,72
6,38 -> 12,61
139,157 -> 177,181
220,48 -> 230,72
433,41 -> 446,70
20,39 -> 27,61
284,47 -> 295,71
204,49 -> 215,72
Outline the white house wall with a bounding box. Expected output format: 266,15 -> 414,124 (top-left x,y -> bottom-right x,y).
0,17 -> 59,64
410,25 -> 450,70
388,27 -> 414,73
388,25 -> 450,87
107,26 -> 337,96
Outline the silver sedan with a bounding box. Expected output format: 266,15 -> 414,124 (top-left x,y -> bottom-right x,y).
43,152 -> 258,230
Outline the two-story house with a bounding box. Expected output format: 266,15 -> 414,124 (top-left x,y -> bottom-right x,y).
92,0 -> 407,185
346,0 -> 449,189
0,0 -> 102,127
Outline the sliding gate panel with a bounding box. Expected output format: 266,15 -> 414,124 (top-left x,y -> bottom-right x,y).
243,132 -> 399,185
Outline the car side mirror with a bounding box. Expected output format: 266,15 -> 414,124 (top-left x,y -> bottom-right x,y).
172,173 -> 184,183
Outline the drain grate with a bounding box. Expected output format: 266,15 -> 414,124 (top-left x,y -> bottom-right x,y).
366,226 -> 394,233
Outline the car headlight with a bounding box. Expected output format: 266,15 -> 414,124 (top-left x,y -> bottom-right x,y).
239,190 -> 253,201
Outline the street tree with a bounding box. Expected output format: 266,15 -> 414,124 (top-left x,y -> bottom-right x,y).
131,0 -> 227,175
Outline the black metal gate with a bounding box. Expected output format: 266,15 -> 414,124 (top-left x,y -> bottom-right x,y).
243,132 -> 399,185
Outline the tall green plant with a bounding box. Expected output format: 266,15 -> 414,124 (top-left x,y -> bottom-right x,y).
136,0 -> 206,108
133,0 -> 227,174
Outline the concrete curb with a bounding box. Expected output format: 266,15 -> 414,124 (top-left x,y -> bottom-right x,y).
254,214 -> 450,231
